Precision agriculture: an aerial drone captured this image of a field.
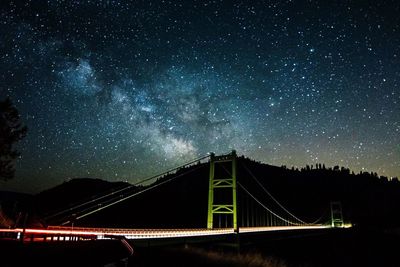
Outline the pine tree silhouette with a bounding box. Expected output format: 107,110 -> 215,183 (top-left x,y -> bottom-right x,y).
0,97 -> 27,181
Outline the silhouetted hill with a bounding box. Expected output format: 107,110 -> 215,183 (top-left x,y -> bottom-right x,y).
34,178 -> 130,222
33,157 -> 400,229
240,158 -> 400,228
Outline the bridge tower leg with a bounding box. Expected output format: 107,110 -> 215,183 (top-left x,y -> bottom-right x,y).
330,201 -> 344,228
207,150 -> 238,232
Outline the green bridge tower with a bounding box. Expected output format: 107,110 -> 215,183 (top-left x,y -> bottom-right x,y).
207,150 -> 238,232
330,201 -> 344,227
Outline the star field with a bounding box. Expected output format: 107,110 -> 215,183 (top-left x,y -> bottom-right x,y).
1,1 -> 399,193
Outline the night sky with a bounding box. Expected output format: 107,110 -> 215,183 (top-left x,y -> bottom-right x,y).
1,1 -> 399,193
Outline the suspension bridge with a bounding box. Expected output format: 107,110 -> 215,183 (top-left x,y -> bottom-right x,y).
1,151 -> 350,243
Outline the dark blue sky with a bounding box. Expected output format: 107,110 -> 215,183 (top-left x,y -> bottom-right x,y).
1,0 -> 399,193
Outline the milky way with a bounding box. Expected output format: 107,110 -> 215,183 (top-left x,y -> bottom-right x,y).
1,1 -> 399,193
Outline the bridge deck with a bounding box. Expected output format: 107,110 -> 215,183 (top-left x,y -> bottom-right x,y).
1,225 -> 332,241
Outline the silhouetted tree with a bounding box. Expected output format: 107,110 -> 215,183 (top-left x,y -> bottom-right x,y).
341,167 -> 350,174
333,165 -> 340,171
0,97 -> 27,181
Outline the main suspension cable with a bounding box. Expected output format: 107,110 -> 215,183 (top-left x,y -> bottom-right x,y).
238,182 -> 301,226
60,163 -> 205,225
241,162 -> 310,225
46,154 -> 210,220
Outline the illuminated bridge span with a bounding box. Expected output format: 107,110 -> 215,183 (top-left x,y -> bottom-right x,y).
1,225 -> 332,242
2,151 -> 349,242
